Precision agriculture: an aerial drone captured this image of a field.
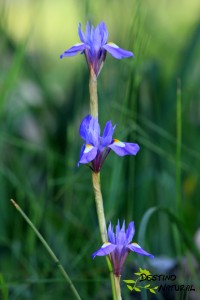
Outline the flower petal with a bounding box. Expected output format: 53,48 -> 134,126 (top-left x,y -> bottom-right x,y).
79,144 -> 97,164
92,242 -> 116,259
108,222 -> 115,244
126,221 -> 135,244
98,21 -> 108,45
127,243 -> 154,258
87,116 -> 100,146
101,121 -> 116,147
109,140 -> 140,156
79,115 -> 92,141
103,42 -> 134,59
78,23 -> 86,43
60,43 -> 86,58
79,115 -> 100,146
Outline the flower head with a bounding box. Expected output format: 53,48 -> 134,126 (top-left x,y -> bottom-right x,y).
92,220 -> 154,277
60,21 -> 133,76
78,115 -> 140,173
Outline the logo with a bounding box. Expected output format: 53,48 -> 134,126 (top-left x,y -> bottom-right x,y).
123,268 -> 196,294
123,268 -> 158,294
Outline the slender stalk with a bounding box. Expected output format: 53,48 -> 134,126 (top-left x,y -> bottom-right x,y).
176,78 -> 182,217
92,173 -> 107,242
114,276 -> 122,300
10,199 -> 81,300
89,67 -> 98,118
174,78 -> 182,259
89,69 -> 119,300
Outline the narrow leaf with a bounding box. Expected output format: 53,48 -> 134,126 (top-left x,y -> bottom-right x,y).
133,287 -> 141,292
0,273 -> 8,300
127,285 -> 133,291
123,280 -> 135,284
154,286 -> 159,290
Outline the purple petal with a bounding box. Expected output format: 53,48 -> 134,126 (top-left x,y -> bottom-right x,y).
101,121 -> 115,147
127,243 -> 154,258
60,43 -> 86,58
79,144 -> 97,164
85,22 -> 92,41
87,116 -> 100,146
93,24 -> 103,51
109,140 -> 140,156
78,23 -> 86,43
98,21 -> 108,45
115,220 -> 126,245
102,42 -> 134,59
79,115 -> 92,141
108,222 -> 115,244
126,221 -> 135,244
116,219 -> 121,237
92,242 -> 116,259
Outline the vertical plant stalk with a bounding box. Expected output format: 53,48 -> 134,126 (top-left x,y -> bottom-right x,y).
10,199 -> 82,300
89,68 -> 119,300
114,276 -> 122,300
89,68 -> 98,119
92,172 -> 108,242
174,78 -> 182,258
176,78 -> 182,217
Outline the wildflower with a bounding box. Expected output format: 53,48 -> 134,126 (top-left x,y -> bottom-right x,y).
60,21 -> 133,76
78,115 -> 139,173
92,220 -> 154,277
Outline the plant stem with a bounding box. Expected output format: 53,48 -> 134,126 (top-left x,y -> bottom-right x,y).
174,78 -> 182,258
114,276 -> 122,300
89,69 -> 119,300
92,173 -> 108,242
176,78 -> 182,218
10,199 -> 82,300
89,67 -> 98,118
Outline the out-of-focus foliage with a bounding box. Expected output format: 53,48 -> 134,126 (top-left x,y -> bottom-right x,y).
0,0 -> 200,299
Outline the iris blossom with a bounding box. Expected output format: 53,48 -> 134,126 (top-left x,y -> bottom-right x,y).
92,221 -> 154,277
60,21 -> 133,76
79,115 -> 140,173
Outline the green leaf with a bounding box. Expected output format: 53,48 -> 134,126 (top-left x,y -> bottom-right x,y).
133,287 -> 141,292
144,284 -> 151,288
0,273 -> 8,300
139,267 -> 143,273
134,272 -> 141,276
127,285 -> 133,291
141,269 -> 151,276
150,289 -> 156,294
137,207 -> 200,264
154,286 -> 159,290
123,280 -> 136,284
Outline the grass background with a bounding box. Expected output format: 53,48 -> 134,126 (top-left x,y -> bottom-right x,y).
0,0 -> 200,299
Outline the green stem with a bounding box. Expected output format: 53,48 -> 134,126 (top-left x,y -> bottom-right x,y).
89,69 -> 119,300
174,78 -> 182,258
176,78 -> 182,217
89,67 -> 98,118
114,276 -> 122,300
92,173 -> 107,242
10,199 -> 81,300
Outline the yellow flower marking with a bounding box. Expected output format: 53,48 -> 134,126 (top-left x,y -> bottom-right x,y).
102,242 -> 111,248
132,243 -> 141,248
84,144 -> 94,154
108,42 -> 119,48
113,139 -> 125,147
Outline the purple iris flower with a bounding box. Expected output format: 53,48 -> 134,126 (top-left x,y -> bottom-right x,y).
79,115 -> 140,173
60,21 -> 133,76
92,221 -> 154,277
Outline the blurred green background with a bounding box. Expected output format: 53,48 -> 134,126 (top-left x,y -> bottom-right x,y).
1,0 -> 200,299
